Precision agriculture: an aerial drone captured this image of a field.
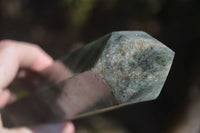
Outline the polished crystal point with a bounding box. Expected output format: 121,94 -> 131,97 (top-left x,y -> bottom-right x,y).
62,31 -> 174,104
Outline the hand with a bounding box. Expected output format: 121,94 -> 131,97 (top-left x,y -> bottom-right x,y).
0,40 -> 75,133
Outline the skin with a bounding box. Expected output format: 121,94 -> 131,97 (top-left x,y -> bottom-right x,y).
0,40 -> 75,133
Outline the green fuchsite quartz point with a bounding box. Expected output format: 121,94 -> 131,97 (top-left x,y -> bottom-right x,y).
62,31 -> 174,104
2,31 -> 174,127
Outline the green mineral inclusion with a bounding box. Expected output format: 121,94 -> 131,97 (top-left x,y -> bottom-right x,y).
62,31 -> 174,105
94,31 -> 174,104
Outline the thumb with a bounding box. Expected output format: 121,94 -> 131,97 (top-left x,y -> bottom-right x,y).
61,122 -> 75,133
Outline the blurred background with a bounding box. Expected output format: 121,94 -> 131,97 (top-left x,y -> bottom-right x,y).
0,0 -> 200,133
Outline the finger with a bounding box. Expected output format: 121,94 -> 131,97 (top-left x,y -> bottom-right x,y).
0,40 -> 53,91
61,122 -> 75,133
0,89 -> 16,128
0,89 -> 11,109
0,89 -> 17,109
30,122 -> 75,133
